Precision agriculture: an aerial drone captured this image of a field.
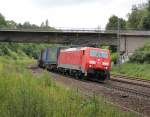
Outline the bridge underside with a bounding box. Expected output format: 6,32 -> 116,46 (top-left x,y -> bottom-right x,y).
0,31 -> 117,46
0,30 -> 150,55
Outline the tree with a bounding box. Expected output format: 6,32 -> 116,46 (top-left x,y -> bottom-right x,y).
127,4 -> 148,30
40,22 -> 45,28
45,19 -> 49,28
142,0 -> 150,30
127,6 -> 140,29
147,0 -> 150,12
6,20 -> 17,28
31,24 -> 39,29
106,15 -> 126,30
22,21 -> 32,29
16,23 -> 22,28
142,15 -> 150,30
0,13 -> 7,28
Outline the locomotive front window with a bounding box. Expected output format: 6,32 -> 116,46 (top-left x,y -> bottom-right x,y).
90,50 -> 100,57
90,50 -> 108,58
101,52 -> 108,58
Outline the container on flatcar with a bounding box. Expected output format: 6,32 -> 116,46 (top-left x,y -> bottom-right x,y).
38,48 -> 60,69
38,49 -> 46,68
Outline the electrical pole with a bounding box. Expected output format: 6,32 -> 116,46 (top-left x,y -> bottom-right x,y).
117,17 -> 120,65
98,25 -> 101,48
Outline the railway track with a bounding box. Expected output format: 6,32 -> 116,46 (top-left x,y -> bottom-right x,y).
111,74 -> 150,82
29,65 -> 150,117
103,82 -> 150,98
103,74 -> 150,99
55,72 -> 150,99
80,78 -> 150,100
31,65 -> 150,98
54,73 -> 150,117
111,74 -> 150,88
48,71 -> 150,117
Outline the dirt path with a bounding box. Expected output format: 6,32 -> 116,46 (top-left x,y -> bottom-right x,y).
28,65 -> 150,117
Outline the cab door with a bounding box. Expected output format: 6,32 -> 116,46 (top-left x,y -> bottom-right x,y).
81,50 -> 87,73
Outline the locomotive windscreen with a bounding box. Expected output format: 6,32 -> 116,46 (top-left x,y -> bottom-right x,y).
90,50 -> 108,58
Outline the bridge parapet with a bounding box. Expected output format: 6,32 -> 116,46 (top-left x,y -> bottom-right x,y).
0,28 -> 150,36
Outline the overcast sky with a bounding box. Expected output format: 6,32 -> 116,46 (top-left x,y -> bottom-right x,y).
0,0 -> 147,29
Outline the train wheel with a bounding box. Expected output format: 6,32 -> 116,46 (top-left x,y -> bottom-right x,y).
78,74 -> 83,79
75,72 -> 78,79
96,70 -> 105,81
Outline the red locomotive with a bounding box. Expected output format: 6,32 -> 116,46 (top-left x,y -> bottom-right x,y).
38,47 -> 111,81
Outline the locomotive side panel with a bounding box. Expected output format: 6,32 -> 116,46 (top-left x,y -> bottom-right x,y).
58,49 -> 83,71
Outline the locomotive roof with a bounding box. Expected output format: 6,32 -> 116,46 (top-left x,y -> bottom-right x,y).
61,47 -> 109,52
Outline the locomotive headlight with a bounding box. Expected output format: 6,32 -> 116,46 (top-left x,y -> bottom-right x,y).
89,61 -> 96,64
104,66 -> 108,69
102,62 -> 109,66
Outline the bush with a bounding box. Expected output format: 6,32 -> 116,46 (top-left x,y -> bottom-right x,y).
111,63 -> 150,80
111,53 -> 118,64
0,42 -> 61,59
130,43 -> 150,63
130,51 -> 150,63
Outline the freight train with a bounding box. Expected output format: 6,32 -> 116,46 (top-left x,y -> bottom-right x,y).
38,47 -> 111,81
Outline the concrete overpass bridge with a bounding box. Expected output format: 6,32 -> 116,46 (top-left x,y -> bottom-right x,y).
0,28 -> 150,55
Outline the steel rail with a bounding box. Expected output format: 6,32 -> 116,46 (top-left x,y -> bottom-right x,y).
50,71 -> 150,98
103,82 -> 150,99
111,74 -> 150,82
111,74 -> 150,88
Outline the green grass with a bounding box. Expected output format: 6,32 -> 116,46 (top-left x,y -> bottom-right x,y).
0,59 -> 137,117
111,63 -> 150,80
0,56 -> 35,66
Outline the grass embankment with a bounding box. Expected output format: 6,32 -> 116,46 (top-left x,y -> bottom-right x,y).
111,63 -> 150,80
0,58 -> 136,117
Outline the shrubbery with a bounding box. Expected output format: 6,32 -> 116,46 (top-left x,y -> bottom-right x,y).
111,53 -> 118,64
130,43 -> 150,63
0,42 -> 60,59
111,63 -> 150,80
111,43 -> 150,80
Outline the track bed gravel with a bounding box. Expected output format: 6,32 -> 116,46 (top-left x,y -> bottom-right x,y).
29,65 -> 150,117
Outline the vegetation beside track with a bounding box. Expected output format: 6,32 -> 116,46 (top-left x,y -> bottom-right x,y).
111,63 -> 150,80
0,42 -> 62,59
0,57 -> 137,117
111,42 -> 150,80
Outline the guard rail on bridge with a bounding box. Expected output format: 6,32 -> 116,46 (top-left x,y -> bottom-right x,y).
0,28 -> 150,36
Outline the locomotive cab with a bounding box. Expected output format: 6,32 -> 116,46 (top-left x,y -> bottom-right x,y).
85,48 -> 111,80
